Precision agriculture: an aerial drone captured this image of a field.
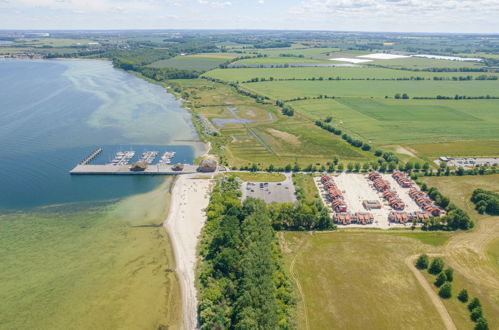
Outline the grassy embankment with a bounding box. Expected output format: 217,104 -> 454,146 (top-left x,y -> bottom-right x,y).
0,179 -> 181,330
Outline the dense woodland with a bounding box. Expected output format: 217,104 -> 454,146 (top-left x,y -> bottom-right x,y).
471,189 -> 499,215
198,177 -> 295,329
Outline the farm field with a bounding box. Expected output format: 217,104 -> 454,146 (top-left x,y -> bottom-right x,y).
281,231 -> 446,330
241,79 -> 499,100
289,98 -> 499,149
148,55 -> 227,71
204,66 -> 499,82
232,56 -> 332,65
366,56 -> 486,69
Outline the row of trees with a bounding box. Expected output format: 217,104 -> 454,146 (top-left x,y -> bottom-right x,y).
198,177 -> 295,329
416,255 -> 489,330
314,120 -> 372,152
471,189 -> 499,215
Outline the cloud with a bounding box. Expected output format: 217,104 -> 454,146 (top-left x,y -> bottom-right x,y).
257,0 -> 264,4
197,0 -> 232,8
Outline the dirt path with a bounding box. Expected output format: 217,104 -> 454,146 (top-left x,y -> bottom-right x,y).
444,216 -> 499,290
405,255 -> 457,330
164,175 -> 212,330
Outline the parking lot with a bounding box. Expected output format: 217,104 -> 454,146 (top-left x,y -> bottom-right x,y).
241,173 -> 297,203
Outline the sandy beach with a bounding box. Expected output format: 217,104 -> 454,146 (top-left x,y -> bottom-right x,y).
164,174 -> 213,330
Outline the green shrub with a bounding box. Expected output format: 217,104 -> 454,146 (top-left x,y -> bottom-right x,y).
438,283 -> 452,299
468,298 -> 481,311
429,257 -> 444,275
475,317 -> 489,330
457,289 -> 469,303
470,306 -> 483,322
434,272 -> 447,288
444,267 -> 454,282
415,254 -> 429,269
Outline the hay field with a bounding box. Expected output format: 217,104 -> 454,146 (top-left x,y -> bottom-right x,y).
281,231 -> 447,330
241,79 -> 499,99
367,56 -> 486,69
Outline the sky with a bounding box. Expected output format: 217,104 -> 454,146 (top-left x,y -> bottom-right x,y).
0,0 -> 498,33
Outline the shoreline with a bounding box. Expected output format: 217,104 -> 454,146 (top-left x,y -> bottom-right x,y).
163,174 -> 213,329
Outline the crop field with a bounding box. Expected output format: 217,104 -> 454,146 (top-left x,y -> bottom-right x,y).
232,56 -> 332,65
203,66 -> 499,83
281,231 -> 447,330
367,56 -> 486,69
149,55 -> 227,71
247,47 -> 340,58
289,98 -> 499,154
241,79 -> 499,99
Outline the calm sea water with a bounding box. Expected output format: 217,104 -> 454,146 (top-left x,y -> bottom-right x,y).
0,59 -> 200,209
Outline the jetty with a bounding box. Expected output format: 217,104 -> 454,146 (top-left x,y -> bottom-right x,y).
80,148 -> 103,165
70,163 -> 200,175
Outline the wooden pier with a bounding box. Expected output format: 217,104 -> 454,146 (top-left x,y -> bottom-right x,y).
80,148 -> 103,165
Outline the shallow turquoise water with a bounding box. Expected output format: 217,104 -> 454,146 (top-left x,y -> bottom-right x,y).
0,59 -> 199,209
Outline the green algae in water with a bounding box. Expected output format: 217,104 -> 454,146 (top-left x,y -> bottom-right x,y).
0,178 -> 181,330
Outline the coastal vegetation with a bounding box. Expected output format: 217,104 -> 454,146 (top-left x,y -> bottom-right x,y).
198,176 -> 295,329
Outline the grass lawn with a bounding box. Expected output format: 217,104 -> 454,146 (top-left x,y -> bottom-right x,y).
292,173 -> 318,202
248,47 -> 340,58
241,79 -> 499,100
149,55 -> 227,71
281,231 -> 446,330
225,172 -> 286,182
288,98 -> 499,155
203,66 -> 499,83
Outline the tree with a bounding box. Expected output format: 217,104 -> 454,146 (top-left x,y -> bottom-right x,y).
475,318 -> 489,330
458,289 -> 469,302
456,167 -> 465,176
402,93 -> 409,99
444,267 -> 454,282
435,272 -> 447,287
468,298 -> 481,311
423,162 -> 430,171
394,93 -> 401,99
415,254 -> 429,270
439,282 -> 452,298
470,306 -> 483,322
347,163 -> 354,172
428,257 -> 444,275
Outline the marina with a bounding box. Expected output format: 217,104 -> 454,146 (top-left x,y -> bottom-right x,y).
70,148 -> 217,175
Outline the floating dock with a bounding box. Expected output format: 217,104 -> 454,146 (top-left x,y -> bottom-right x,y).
70,164 -> 200,175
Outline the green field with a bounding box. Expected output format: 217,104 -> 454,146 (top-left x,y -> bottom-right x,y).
248,47 -> 340,58
367,56 -> 485,69
204,66 -> 499,82
282,231 -> 447,330
289,98 -> 499,147
233,56 -> 332,65
292,173 -> 318,202
0,179 -> 181,330
149,55 -> 227,71
241,79 -> 499,99
225,172 -> 286,182
488,238 -> 499,273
